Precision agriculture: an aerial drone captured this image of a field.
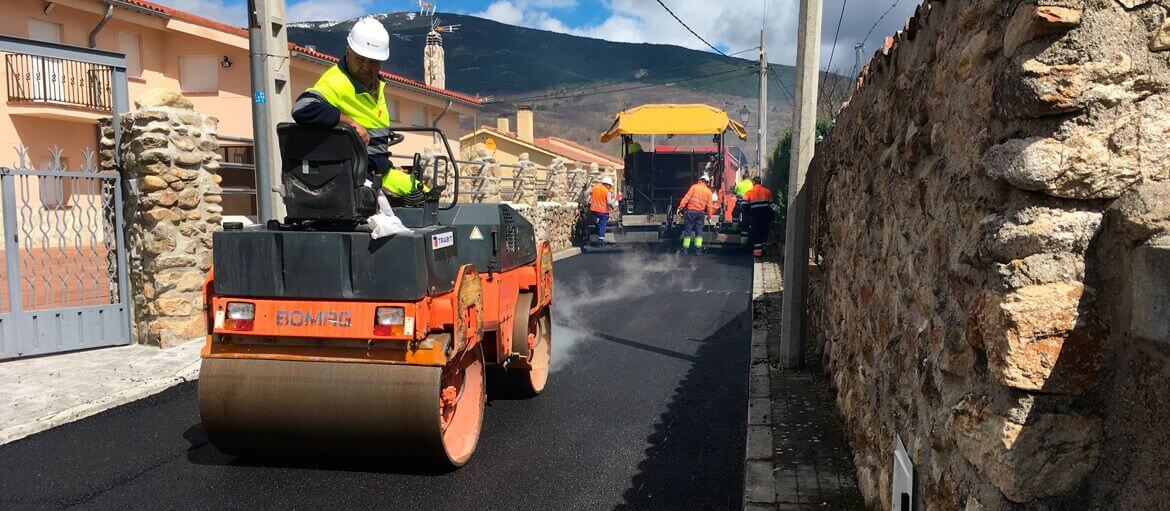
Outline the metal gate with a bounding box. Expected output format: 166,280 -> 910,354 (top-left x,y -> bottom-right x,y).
0,149 -> 131,360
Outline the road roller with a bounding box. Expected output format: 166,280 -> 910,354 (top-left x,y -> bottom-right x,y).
198,124 -> 554,467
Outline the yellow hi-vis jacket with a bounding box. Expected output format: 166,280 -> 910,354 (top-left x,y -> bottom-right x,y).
293,59 -> 393,174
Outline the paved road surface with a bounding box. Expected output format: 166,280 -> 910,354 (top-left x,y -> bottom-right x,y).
0,249 -> 751,510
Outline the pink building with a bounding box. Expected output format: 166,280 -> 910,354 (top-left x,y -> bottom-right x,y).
1,0 -> 482,219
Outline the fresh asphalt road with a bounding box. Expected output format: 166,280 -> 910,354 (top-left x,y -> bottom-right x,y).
0,249 -> 752,510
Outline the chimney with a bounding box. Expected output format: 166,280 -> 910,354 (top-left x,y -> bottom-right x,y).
423,30 -> 446,89
497,115 -> 510,133
517,106 -> 534,143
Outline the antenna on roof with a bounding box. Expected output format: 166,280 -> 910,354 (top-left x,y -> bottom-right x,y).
418,0 -> 436,16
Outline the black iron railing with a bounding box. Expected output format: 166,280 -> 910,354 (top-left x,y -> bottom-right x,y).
5,53 -> 113,111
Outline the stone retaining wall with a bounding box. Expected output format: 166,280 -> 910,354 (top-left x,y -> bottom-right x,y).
807,1 -> 1170,509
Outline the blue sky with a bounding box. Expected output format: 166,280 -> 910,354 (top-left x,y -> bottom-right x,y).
156,0 -> 918,68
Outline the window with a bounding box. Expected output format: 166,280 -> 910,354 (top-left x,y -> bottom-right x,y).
411,104 -> 427,126
119,32 -> 142,77
27,19 -> 62,43
179,56 -> 219,93
386,98 -> 399,122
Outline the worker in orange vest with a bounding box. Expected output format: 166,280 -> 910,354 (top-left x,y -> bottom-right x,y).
589,175 -> 617,245
676,174 -> 713,255
743,177 -> 775,257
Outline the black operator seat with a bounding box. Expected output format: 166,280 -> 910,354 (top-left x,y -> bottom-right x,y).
277,122 -> 377,224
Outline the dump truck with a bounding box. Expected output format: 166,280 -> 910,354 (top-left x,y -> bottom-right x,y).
198,124 -> 554,468
579,104 -> 749,248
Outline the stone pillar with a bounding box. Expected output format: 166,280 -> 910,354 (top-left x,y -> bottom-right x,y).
514,153 -> 538,206
107,89 -> 223,348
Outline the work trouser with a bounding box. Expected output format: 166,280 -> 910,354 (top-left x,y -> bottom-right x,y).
681,209 -> 706,249
748,206 -> 775,253
593,212 -> 609,243
734,201 -> 750,245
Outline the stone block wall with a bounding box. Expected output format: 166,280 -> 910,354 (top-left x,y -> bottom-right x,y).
104,90 -> 222,348
807,1 -> 1170,509
510,201 -> 579,253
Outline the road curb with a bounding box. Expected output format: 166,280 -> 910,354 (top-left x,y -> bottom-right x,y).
743,258 -> 778,509
553,247 -> 581,261
0,357 -> 202,446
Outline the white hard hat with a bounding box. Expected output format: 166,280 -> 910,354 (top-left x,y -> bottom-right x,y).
601,176 -> 614,186
700,173 -> 711,182
348,18 -> 390,61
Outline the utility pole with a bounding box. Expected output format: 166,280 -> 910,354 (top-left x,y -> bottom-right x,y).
757,29 -> 767,176
779,0 -> 822,368
247,0 -> 292,223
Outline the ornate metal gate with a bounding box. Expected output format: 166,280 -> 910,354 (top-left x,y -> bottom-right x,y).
0,149 -> 131,359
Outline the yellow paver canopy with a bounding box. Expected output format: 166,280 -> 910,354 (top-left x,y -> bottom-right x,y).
600,104 -> 749,143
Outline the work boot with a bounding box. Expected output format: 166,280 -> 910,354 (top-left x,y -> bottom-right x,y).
676,247 -> 688,256
695,247 -> 706,255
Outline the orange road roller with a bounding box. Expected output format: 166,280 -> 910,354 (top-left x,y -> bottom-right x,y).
198,125 -> 553,467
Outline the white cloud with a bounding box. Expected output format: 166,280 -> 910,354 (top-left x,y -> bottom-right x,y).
286,0 -> 375,23
471,0 -> 918,69
478,1 -> 526,25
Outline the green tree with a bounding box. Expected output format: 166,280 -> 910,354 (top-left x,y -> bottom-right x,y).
764,117 -> 834,247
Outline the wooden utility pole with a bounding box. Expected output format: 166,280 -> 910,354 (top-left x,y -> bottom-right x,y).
779,0 -> 823,368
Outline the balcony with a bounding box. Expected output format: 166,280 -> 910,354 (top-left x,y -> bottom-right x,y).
5,52 -> 114,112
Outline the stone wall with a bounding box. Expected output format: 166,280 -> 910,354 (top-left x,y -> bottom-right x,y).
459,142 -> 584,252
104,90 -> 222,348
807,1 -> 1170,509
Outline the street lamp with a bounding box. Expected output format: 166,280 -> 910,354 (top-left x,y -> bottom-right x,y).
738,105 -> 753,172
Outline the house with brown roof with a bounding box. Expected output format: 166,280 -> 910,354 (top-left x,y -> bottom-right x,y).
459,106 -> 623,182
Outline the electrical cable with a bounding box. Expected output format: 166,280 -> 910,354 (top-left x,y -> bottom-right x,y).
861,0 -> 904,48
823,0 -> 848,75
654,0 -> 728,56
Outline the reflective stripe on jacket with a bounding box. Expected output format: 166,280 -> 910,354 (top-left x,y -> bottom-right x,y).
589,184 -> 613,214
678,182 -> 712,212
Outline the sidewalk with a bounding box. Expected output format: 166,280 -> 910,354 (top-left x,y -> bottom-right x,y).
0,340 -> 203,445
744,258 -> 865,510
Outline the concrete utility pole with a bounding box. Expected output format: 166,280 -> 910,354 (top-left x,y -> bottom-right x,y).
247,0 -> 292,223
757,29 -> 767,175
779,0 -> 822,368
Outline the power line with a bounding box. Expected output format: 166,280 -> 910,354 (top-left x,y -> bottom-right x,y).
862,0 -> 904,47
823,0 -> 848,74
655,0 -> 729,57
768,66 -> 796,108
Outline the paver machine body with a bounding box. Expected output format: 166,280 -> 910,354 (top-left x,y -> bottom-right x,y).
198,124 -> 554,467
584,104 -> 750,248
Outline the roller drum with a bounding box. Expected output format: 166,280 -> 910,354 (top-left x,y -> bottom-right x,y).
199,357 -> 472,466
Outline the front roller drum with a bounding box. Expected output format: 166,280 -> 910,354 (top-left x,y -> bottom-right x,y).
504,292 -> 552,397
198,343 -> 486,467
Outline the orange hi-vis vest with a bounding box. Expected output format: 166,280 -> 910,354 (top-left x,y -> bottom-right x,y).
744,184 -> 774,208
678,182 -> 713,213
590,184 -> 612,214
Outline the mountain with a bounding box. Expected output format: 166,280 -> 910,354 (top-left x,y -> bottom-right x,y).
288,12 -> 806,160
